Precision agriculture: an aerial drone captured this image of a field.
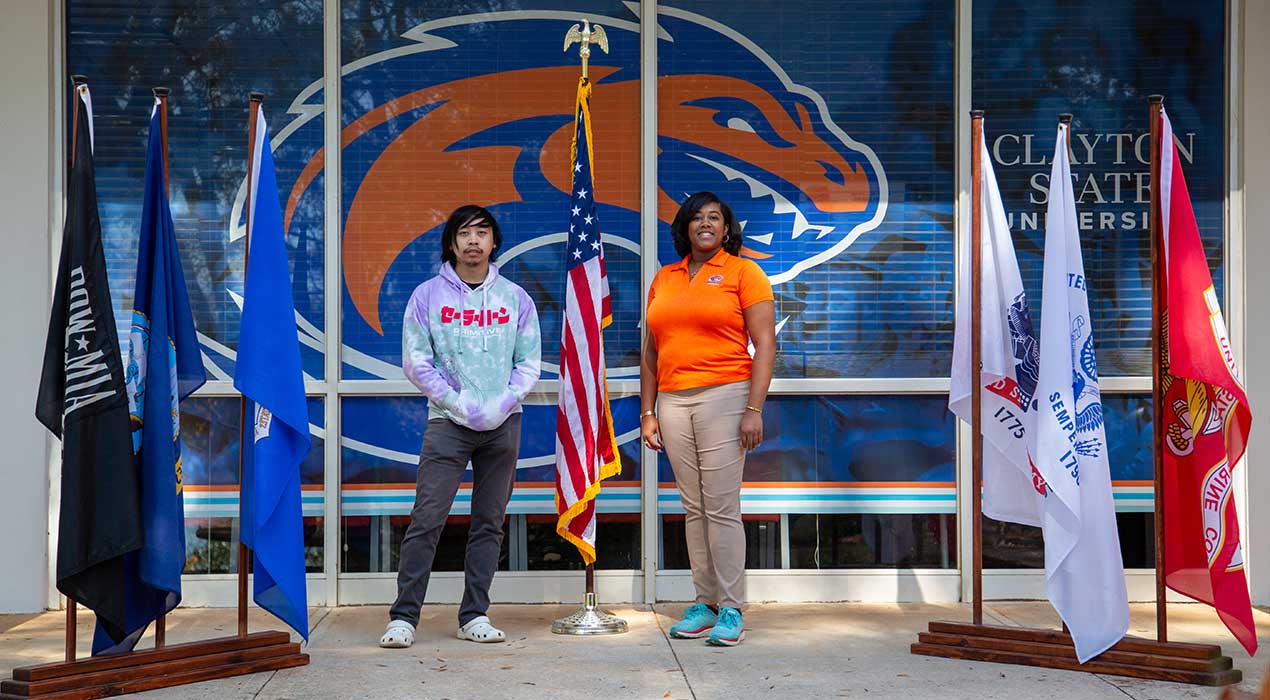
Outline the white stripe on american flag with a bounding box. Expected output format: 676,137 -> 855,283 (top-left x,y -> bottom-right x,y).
564,276 -> 598,425
558,383 -> 586,500
560,284 -> 597,498
562,269 -> 603,491
561,333 -> 592,461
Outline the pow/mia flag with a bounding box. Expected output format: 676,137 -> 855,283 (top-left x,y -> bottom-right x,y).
35,82 -> 142,649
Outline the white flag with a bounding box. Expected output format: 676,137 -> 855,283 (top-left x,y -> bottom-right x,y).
950,122 -> 1045,527
1034,123 -> 1129,662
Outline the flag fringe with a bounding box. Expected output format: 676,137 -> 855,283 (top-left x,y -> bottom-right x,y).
572,78 -> 596,190
556,370 -> 622,565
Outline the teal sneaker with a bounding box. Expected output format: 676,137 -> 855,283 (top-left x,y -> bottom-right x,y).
706,607 -> 745,646
669,603 -> 718,639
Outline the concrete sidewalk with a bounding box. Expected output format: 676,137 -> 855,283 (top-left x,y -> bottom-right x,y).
1,603 -> 1266,699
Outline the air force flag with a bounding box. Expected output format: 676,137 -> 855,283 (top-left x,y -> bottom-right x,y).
233,106 -> 311,641
1034,123 -> 1129,662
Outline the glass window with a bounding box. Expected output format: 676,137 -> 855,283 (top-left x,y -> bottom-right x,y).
338,1 -> 642,380
61,0 -> 1231,601
984,513 -> 1156,570
662,518 -> 783,570
340,395 -> 641,572
659,395 -> 957,569
180,397 -> 326,575
66,1 -> 327,379
983,394 -> 1157,569
789,514 -> 956,569
657,1 -> 955,378
526,514 -> 641,570
335,2 -> 646,576
972,0 -> 1226,376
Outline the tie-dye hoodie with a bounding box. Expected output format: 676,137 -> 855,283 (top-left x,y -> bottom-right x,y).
402,262 -> 541,432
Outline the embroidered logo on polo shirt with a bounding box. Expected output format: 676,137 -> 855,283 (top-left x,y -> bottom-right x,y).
707,274 -> 725,285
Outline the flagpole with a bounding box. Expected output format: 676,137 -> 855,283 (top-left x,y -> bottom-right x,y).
69,75 -> 85,173
64,73 -> 88,664
1056,113 -> 1075,638
1147,93 -> 1167,644
238,91 -> 265,639
969,109 -> 984,627
552,19 -> 625,636
154,87 -> 170,195
152,85 -> 171,650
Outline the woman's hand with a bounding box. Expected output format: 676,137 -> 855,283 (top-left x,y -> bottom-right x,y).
739,411 -> 764,451
641,414 -> 663,452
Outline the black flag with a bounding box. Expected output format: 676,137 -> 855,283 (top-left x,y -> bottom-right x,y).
35,83 -> 142,646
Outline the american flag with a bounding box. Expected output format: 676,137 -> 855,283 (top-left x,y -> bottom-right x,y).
555,79 -> 621,565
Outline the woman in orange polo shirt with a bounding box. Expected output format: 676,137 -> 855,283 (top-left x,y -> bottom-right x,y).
641,191 -> 776,647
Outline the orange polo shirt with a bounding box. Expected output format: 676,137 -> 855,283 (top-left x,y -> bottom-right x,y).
646,250 -> 774,393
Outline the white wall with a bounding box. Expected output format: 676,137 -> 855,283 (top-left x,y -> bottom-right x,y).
0,1 -> 54,613
1241,0 -> 1270,606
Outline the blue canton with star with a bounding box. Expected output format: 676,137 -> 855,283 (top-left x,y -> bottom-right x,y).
568,104 -> 602,270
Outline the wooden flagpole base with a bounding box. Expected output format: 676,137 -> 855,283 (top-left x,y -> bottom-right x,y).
911,621 -> 1240,686
1,631 -> 307,700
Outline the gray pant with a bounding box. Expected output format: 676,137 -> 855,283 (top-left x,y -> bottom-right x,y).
389,413 -> 521,627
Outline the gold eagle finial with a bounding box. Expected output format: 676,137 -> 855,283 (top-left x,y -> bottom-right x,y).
563,19 -> 609,81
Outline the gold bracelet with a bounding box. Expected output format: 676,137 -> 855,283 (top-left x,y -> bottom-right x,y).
745,405 -> 763,414
640,409 -> 656,418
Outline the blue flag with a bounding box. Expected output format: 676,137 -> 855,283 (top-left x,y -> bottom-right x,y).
94,99 -> 207,655
234,107 -> 311,641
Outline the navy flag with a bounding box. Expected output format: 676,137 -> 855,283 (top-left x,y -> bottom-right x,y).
36,83 -> 142,647
93,97 -> 208,655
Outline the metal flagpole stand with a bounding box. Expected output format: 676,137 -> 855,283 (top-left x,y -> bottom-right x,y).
552,564 -> 628,636
908,109 -> 1238,686
551,18 -> 627,637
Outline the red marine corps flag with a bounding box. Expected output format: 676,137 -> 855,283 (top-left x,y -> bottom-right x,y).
1157,106 -> 1257,655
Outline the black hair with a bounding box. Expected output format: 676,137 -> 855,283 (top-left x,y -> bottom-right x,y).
669,192 -> 743,259
440,205 -> 502,265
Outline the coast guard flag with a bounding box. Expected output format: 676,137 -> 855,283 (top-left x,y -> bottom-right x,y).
950,122 -> 1044,528
233,106 -> 311,640
1034,123 -> 1128,662
1157,107 -> 1256,654
94,98 -> 208,655
36,82 -> 142,651
555,78 -> 622,564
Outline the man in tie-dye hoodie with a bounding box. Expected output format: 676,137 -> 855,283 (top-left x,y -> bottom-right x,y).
380,205 -> 541,649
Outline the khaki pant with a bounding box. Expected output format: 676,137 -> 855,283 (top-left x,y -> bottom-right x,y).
658,380 -> 749,609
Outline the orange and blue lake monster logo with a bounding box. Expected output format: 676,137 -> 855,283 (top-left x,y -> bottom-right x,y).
257,7 -> 885,380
